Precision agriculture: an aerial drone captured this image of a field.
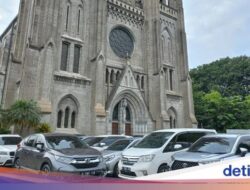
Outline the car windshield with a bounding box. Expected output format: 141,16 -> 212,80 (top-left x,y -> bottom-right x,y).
134,132 -> 175,149
84,137 -> 105,146
95,137 -> 125,147
0,137 -> 22,145
188,136 -> 237,154
106,139 -> 132,151
46,136 -> 88,150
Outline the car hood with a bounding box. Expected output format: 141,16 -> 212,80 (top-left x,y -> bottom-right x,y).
173,151 -> 230,162
0,145 -> 17,152
122,147 -> 158,157
54,147 -> 101,157
102,150 -> 122,157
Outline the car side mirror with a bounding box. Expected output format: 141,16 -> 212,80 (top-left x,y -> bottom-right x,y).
240,147 -> 248,157
173,144 -> 183,151
99,143 -> 106,147
36,143 -> 45,152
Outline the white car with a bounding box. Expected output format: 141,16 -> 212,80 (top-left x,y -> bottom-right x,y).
0,134 -> 22,166
118,128 -> 216,179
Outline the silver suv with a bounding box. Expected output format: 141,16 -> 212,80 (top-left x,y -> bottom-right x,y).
14,133 -> 106,176
171,134 -> 250,170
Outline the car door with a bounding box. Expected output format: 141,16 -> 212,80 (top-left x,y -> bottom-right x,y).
22,135 -> 38,169
234,136 -> 250,157
162,132 -> 209,164
31,135 -> 47,170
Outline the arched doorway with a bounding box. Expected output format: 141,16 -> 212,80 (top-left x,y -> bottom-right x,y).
112,99 -> 133,135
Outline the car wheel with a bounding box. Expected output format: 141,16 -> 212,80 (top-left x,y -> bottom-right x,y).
41,163 -> 52,173
14,158 -> 21,169
157,164 -> 170,173
113,163 -> 119,178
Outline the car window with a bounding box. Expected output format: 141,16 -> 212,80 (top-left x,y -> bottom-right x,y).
46,136 -> 88,150
35,135 -> 45,144
236,137 -> 250,154
25,135 -> 37,147
127,139 -> 141,148
189,136 -> 237,154
97,137 -> 125,147
163,132 -> 209,152
0,136 -> 22,145
106,139 -> 132,151
134,132 -> 174,149
84,137 -> 105,146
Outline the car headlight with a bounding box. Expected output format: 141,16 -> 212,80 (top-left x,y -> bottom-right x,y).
138,154 -> 155,162
104,154 -> 116,162
54,155 -> 73,164
0,151 -> 8,155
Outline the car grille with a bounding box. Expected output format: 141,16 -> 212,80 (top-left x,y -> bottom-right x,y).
9,152 -> 15,157
71,157 -> 100,169
120,170 -> 137,177
122,156 -> 139,166
171,160 -> 199,170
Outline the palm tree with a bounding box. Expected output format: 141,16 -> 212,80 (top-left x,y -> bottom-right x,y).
6,100 -> 41,136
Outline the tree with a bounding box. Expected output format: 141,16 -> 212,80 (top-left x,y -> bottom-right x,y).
190,56 -> 250,131
6,100 -> 41,136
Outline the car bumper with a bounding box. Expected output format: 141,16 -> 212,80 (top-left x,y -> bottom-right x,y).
118,162 -> 157,178
105,158 -> 120,175
53,161 -> 107,176
0,155 -> 14,166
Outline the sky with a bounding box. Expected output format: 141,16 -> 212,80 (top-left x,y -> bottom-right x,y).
0,0 -> 250,69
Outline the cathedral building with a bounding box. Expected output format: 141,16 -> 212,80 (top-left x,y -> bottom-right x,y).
0,0 -> 197,135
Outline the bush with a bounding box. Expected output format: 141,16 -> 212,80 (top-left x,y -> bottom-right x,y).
36,123 -> 51,133
0,127 -> 11,134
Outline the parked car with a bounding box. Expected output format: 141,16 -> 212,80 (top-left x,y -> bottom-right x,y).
103,138 -> 141,177
82,136 -> 105,146
14,133 -> 106,176
118,128 -> 216,178
0,135 -> 22,166
171,134 -> 250,170
92,135 -> 132,151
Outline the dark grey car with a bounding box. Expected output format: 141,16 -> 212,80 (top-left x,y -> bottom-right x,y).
171,134 -> 250,170
14,133 -> 106,176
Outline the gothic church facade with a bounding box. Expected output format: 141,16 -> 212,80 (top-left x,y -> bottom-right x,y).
0,0 -> 197,135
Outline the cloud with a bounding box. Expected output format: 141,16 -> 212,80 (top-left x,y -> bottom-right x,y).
0,0 -> 20,34
183,0 -> 250,68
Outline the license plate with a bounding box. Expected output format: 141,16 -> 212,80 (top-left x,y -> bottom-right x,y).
122,167 -> 131,171
80,171 -> 96,176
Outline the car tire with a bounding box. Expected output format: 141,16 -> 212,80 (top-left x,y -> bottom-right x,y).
14,158 -> 21,169
41,163 -> 52,173
157,164 -> 170,173
113,163 -> 119,178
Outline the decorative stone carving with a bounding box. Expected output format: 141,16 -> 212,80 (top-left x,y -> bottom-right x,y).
107,0 -> 144,28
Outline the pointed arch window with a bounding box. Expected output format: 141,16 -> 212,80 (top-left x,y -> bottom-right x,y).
66,5 -> 70,31
77,9 -> 81,34
116,71 -> 120,81
64,107 -> 70,128
110,70 -> 115,84
141,76 -> 145,90
73,45 -> 81,73
71,111 -> 76,128
57,110 -> 63,128
61,41 -> 69,71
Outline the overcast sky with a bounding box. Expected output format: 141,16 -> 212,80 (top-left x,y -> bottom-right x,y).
0,0 -> 249,69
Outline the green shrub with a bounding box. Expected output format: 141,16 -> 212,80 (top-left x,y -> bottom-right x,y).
0,127 -> 11,134
36,123 -> 51,133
